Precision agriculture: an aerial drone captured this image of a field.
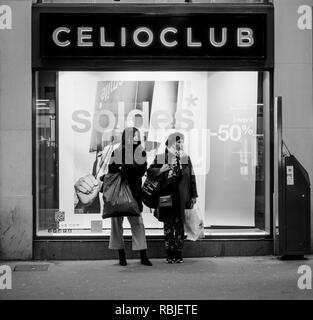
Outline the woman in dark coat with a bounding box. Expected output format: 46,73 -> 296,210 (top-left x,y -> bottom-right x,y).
108,127 -> 152,266
147,132 -> 198,263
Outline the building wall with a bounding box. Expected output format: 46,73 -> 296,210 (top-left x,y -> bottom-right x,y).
274,0 -> 313,249
0,0 -> 33,259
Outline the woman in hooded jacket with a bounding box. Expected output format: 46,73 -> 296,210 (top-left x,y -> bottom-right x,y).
108,127 -> 152,266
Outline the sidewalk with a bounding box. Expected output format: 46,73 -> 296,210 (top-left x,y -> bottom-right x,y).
1,256 -> 313,300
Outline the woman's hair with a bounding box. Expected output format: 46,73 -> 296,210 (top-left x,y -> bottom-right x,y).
121,127 -> 141,146
165,132 -> 184,147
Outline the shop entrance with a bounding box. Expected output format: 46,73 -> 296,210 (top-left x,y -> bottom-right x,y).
32,3 -> 274,258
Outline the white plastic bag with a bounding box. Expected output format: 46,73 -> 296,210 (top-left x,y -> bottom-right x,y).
184,206 -> 205,241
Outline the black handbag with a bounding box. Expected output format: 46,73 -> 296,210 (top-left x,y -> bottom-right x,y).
142,176 -> 161,209
159,194 -> 173,208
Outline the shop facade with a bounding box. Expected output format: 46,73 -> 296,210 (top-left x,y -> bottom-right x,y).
0,0 -> 312,260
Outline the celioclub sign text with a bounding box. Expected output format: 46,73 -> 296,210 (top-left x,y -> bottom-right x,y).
39,11 -> 268,60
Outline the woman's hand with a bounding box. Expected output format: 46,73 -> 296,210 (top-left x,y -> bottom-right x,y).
190,197 -> 197,209
74,174 -> 101,206
160,164 -> 170,173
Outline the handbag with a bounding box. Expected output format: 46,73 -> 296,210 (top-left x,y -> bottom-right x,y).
142,175 -> 162,209
101,173 -> 140,219
159,194 -> 173,208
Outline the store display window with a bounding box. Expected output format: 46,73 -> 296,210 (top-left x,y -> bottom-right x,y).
35,70 -> 271,236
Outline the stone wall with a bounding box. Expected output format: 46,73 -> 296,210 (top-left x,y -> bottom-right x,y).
0,0 -> 33,259
274,0 -> 313,249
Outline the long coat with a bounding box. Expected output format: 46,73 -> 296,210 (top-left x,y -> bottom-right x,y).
108,145 -> 147,212
147,151 -> 198,223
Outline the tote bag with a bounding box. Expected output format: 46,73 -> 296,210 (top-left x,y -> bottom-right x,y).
184,206 -> 205,241
102,173 -> 140,219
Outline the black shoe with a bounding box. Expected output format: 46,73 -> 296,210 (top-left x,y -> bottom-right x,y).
174,252 -> 183,263
167,258 -> 174,264
166,250 -> 175,264
141,257 -> 153,266
118,249 -> 127,266
140,250 -> 153,266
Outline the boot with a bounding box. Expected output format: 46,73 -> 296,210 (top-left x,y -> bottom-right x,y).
140,249 -> 152,266
118,249 -> 127,266
166,250 -> 174,264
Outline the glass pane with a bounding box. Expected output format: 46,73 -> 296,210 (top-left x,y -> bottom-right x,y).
35,72 -> 59,234
204,72 -> 269,234
35,71 -> 270,236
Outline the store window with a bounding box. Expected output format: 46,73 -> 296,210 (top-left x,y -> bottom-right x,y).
35,70 -> 271,236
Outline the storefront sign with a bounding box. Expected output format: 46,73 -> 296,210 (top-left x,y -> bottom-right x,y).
39,12 -> 268,60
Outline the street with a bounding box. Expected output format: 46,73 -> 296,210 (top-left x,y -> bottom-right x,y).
1,256 -> 313,300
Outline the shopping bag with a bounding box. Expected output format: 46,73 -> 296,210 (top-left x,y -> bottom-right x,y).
101,173 -> 140,219
184,206 -> 205,241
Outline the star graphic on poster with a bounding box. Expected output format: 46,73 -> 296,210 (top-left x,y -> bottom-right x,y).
185,94 -> 198,107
